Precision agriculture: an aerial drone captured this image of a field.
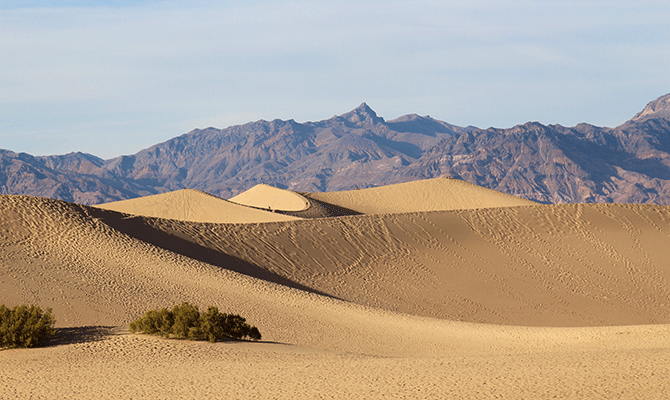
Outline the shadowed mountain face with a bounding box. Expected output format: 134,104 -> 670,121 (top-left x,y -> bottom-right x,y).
0,150 -> 145,205
399,97 -> 670,204
93,103 -> 472,199
2,94 -> 670,204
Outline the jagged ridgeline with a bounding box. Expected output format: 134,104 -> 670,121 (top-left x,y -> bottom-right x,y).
2,94 -> 670,205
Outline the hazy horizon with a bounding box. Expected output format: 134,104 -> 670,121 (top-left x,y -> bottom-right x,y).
1,0 -> 668,159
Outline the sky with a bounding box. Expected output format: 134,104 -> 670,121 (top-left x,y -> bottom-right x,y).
1,0 -> 669,159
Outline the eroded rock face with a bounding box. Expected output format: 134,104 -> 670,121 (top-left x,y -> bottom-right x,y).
632,93 -> 670,122
3,95 -> 670,205
398,110 -> 670,204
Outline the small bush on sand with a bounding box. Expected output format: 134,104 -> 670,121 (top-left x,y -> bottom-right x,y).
129,302 -> 261,342
0,304 -> 56,349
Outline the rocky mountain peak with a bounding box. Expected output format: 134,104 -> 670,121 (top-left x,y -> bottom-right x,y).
338,102 -> 385,125
631,93 -> 670,122
4,94 -> 670,205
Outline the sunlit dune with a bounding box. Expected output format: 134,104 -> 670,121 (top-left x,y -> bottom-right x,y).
1,180 -> 670,398
229,183 -> 310,212
143,202 -> 670,327
94,188 -> 300,223
305,177 -> 536,214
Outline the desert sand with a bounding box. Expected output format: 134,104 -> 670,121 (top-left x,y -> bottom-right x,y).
95,188 -> 300,223
305,177 -> 536,214
1,178 -> 670,398
229,183 -> 311,212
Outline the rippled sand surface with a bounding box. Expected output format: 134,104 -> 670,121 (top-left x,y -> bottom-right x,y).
2,178 -> 669,398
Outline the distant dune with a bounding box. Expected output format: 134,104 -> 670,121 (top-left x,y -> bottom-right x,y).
305,177 -> 536,214
1,179 -> 669,398
94,188 -> 300,223
229,183 -> 310,211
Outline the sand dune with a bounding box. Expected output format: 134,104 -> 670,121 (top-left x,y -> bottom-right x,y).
2,180 -> 670,398
141,203 -> 670,327
304,177 -> 536,214
229,183 -> 310,212
94,188 -> 300,223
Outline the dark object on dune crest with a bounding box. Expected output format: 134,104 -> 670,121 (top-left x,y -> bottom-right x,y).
129,302 -> 261,342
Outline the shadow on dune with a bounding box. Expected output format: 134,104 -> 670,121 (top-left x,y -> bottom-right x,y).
47,326 -> 116,347
88,207 -> 338,299
280,196 -> 362,219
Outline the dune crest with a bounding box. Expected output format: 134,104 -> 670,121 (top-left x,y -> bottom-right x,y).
229,183 -> 310,212
305,177 -> 536,214
94,188 -> 300,223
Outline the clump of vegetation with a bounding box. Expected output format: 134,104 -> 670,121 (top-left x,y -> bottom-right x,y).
0,304 -> 57,349
129,302 -> 261,342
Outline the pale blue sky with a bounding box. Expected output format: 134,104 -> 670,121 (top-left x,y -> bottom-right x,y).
1,0 -> 668,158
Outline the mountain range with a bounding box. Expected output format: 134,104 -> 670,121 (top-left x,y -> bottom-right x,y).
2,93 -> 670,205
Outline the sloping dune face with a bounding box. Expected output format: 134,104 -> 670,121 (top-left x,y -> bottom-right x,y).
3,190 -> 670,330
0,194 -> 469,356
149,203 -> 670,327
229,184 -> 310,211
95,189 -> 299,223
3,195 -> 670,400
305,178 -> 536,214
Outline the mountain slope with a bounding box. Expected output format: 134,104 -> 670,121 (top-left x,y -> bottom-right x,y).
2,94 -> 670,204
96,103 -> 466,199
396,94 -> 670,204
0,150 -> 145,204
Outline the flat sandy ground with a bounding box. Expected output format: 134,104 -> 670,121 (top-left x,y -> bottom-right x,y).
4,329 -> 669,399
2,178 -> 670,398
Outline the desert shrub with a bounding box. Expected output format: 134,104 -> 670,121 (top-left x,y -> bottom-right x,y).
0,304 -> 56,349
129,302 -> 261,342
200,306 -> 225,343
218,313 -> 262,341
170,302 -> 201,340
129,307 -> 173,337
200,306 -> 262,342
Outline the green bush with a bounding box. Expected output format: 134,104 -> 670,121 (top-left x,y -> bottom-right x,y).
129,302 -> 261,342
0,304 -> 56,349
129,307 -> 174,337
171,302 -> 201,340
